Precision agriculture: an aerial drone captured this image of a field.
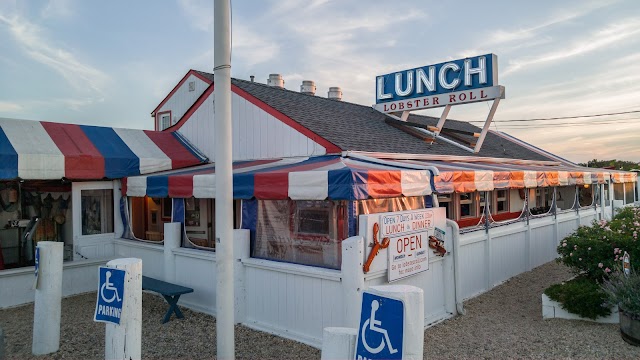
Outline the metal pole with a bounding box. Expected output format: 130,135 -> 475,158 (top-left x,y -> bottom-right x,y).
214,0 -> 235,358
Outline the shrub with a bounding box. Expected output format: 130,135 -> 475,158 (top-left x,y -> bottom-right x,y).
556,206 -> 640,282
545,276 -> 611,319
602,268 -> 640,317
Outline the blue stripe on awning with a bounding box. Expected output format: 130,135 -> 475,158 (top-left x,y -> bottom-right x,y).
80,125 -> 140,178
147,176 -> 169,198
0,127 -> 18,179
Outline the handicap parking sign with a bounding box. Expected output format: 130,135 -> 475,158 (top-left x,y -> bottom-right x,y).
94,267 -> 126,325
355,291 -> 404,360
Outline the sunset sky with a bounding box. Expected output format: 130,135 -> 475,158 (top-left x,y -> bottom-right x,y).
1,0 -> 639,163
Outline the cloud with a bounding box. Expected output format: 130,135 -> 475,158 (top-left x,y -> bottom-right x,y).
177,0 -> 212,32
0,101 -> 22,112
41,0 -> 74,19
504,17 -> 640,75
0,13 -> 109,95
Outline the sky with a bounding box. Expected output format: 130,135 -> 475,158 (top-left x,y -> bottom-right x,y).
0,0 -> 639,164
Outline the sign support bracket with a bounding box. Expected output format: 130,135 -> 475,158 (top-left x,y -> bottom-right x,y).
473,95 -> 502,153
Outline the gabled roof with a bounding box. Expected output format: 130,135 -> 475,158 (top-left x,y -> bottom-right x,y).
228,77 -> 554,161
168,70 -> 557,162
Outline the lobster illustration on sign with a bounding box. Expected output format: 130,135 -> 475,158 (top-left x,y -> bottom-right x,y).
363,222 -> 390,273
428,235 -> 447,257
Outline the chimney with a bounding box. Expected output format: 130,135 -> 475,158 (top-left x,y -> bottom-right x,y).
300,80 -> 316,95
250,75 -> 255,82
267,74 -> 284,88
328,87 -> 342,101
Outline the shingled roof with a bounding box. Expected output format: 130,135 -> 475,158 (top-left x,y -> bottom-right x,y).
194,72 -> 556,162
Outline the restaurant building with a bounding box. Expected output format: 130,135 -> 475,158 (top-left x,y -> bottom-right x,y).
1,58 -> 637,347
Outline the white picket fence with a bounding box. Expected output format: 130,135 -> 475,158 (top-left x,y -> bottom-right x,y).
0,207 -> 604,349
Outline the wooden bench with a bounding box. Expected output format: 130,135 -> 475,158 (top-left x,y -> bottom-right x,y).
142,276 -> 194,324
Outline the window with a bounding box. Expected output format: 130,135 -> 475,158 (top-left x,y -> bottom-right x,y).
459,192 -> 476,218
625,183 -> 635,204
437,194 -> 453,219
295,201 -> 331,237
614,183 -> 624,202
479,192 -> 489,216
81,189 -> 113,235
496,190 -> 508,213
579,185 -> 594,207
604,183 -> 610,206
188,81 -> 196,92
160,114 -> 171,130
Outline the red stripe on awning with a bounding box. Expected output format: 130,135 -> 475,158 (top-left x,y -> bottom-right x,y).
41,122 -> 105,179
144,130 -> 201,169
254,172 -> 289,199
368,170 -> 402,197
168,175 -> 194,198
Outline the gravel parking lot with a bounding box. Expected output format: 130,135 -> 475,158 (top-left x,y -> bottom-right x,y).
2,261 -> 639,359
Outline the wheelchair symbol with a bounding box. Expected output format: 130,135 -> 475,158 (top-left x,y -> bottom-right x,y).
361,300 -> 398,355
100,270 -> 122,303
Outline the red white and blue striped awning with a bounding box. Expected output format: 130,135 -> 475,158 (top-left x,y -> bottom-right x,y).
0,118 -> 207,180
123,155 -> 434,200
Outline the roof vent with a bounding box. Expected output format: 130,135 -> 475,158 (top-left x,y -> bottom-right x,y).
267,74 -> 284,88
300,80 -> 316,95
250,75 -> 255,82
328,87 -> 342,101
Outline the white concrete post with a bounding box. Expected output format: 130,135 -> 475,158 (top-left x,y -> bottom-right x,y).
233,229 -> 250,324
367,285 -> 424,360
341,236 -> 365,329
214,0 -> 235,358
32,241 -> 63,355
320,327 -> 357,360
163,222 -> 181,283
105,258 -> 142,360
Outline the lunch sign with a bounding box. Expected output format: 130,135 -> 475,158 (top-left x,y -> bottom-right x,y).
374,54 -> 503,113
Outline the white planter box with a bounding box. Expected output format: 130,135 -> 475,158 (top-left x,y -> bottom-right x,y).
542,294 -> 619,324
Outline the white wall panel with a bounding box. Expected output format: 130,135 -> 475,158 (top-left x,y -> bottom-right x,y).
156,74 -> 210,127
178,91 -> 328,161
491,225 -> 527,285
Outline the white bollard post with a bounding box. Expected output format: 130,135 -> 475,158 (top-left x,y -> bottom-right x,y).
321,327 -> 357,360
32,241 -> 63,355
341,236 -> 365,329
105,258 -> 142,360
233,229 -> 250,324
163,222 -> 181,283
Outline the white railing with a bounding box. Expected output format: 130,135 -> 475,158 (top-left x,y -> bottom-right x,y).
0,207 -> 601,348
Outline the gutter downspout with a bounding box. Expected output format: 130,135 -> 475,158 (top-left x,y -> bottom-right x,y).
446,219 -> 466,315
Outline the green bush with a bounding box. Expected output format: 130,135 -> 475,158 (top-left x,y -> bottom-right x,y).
545,276 -> 612,319
546,206 -> 640,318
556,206 -> 640,282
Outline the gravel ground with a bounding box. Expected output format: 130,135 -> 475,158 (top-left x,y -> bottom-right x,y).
1,261 -> 639,359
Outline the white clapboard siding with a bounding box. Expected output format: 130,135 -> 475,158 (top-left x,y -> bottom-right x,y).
178,90 -> 327,161
156,73 -> 210,127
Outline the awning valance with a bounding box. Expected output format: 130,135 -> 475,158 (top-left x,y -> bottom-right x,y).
391,159 -> 636,194
0,118 -> 207,180
123,155 -> 434,200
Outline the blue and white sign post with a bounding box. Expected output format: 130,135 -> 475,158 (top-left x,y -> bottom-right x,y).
355,285 -> 424,360
94,266 -> 126,325
98,258 -> 143,360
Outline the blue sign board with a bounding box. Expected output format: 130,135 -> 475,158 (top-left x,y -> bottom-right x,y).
94,266 -> 126,325
355,291 -> 404,360
376,54 -> 498,103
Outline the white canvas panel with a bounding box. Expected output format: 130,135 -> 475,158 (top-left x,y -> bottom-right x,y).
0,119 -> 64,179
474,170 -> 495,191
126,176 -> 148,197
523,171 -> 537,188
558,171 -> 569,186
114,128 -> 172,174
401,170 -> 432,196
289,171 -> 328,200
583,172 -> 593,184
193,174 -> 215,199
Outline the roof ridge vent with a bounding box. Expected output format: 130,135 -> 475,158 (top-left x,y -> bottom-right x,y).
268,74 -> 284,88
300,80 -> 316,95
328,87 -> 342,101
